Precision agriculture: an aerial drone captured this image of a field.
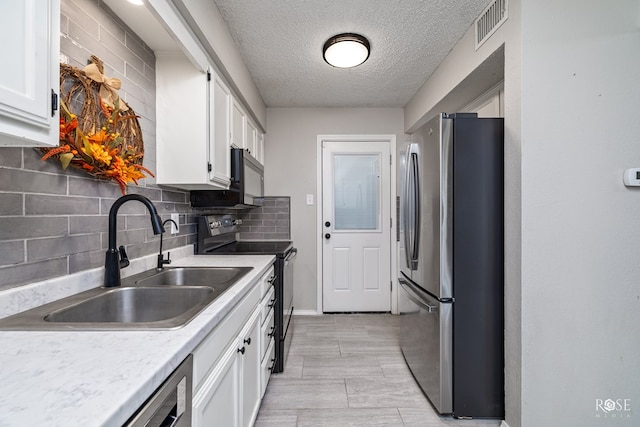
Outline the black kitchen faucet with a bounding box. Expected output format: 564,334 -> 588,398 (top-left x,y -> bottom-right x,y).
104,194 -> 164,287
157,218 -> 178,270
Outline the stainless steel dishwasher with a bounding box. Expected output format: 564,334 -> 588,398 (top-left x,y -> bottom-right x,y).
125,355 -> 193,427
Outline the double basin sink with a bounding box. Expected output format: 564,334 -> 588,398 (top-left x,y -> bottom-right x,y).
0,267 -> 252,330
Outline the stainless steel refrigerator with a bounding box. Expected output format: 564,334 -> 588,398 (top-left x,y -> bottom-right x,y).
398,112 -> 504,419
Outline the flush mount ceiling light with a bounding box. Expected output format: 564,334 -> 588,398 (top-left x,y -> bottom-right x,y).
323,33 -> 370,68
127,0 -> 144,5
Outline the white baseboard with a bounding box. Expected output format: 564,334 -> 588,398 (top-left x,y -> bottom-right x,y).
292,309 -> 320,316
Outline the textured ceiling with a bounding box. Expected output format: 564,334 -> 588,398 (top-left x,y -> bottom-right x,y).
213,0 -> 493,108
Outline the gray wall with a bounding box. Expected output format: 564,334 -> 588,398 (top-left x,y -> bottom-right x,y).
0,0 -> 196,291
263,108 -> 406,312
519,1 -> 640,425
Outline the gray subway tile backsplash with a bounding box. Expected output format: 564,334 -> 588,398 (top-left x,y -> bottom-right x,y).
0,258 -> 68,291
0,148 -> 22,168
0,241 -> 25,265
0,168 -> 68,194
0,194 -> 23,216
25,194 -> 101,216
161,190 -> 188,204
68,176 -> 123,198
124,31 -> 155,66
27,234 -> 102,262
60,0 -> 100,39
71,216 -> 110,235
0,217 -> 69,241
237,197 -> 291,240
69,248 -> 106,274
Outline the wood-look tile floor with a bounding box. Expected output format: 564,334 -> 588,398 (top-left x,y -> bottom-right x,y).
255,314 -> 502,427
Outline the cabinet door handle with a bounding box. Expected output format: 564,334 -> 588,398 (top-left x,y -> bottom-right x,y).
268,326 -> 275,338
267,275 -> 277,285
244,337 -> 251,346
268,298 -> 276,308
237,346 -> 245,355
268,358 -> 276,371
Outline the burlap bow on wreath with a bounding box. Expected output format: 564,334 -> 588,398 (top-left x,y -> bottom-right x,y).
40,55 -> 152,194
83,59 -> 129,112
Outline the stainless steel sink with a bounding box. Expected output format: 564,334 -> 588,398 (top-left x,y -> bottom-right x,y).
134,267 -> 252,287
0,266 -> 253,330
44,286 -> 214,324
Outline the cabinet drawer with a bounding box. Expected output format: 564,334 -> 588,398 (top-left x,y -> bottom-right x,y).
260,286 -> 276,324
193,283 -> 261,392
260,338 -> 276,398
260,308 -> 275,362
260,266 -> 275,298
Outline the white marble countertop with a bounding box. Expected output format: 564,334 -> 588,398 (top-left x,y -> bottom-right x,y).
0,253 -> 275,427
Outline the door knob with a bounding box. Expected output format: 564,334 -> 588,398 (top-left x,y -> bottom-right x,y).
325,221 -> 331,227
325,233 -> 331,239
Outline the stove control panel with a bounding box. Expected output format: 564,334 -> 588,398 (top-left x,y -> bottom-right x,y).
203,215 -> 238,236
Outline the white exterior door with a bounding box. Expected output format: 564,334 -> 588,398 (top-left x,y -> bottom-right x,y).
322,140 -> 392,312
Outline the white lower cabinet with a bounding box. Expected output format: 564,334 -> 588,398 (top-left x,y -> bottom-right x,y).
240,310 -> 262,427
260,339 -> 276,398
192,337 -> 241,426
192,270 -> 272,427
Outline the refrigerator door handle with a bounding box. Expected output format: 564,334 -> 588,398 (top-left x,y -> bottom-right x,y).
399,278 -> 438,313
405,143 -> 420,270
402,145 -> 411,269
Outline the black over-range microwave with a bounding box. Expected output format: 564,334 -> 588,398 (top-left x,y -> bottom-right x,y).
190,148 -> 264,208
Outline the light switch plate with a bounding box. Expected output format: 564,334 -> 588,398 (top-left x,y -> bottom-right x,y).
623,168 -> 640,187
306,194 -> 314,205
170,213 -> 180,234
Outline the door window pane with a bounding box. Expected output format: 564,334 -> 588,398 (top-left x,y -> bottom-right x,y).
333,154 -> 380,230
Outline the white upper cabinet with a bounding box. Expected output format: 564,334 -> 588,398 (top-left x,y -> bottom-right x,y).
0,0 -> 60,147
256,132 -> 264,165
245,118 -> 257,158
211,72 -> 232,187
156,53 -> 232,190
230,98 -> 265,165
149,1 -> 231,190
230,97 -> 246,150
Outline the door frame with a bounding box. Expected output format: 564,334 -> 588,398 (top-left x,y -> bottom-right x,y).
316,134 -> 397,314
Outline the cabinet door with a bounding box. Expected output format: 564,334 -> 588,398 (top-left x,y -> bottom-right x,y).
239,310 -> 262,427
210,71 -> 231,188
256,132 -> 264,165
245,119 -> 257,158
156,52 -> 208,188
193,337 -> 242,427
0,0 -> 59,147
230,98 -> 246,149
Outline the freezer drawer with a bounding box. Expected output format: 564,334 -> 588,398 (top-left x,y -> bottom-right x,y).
399,276 -> 452,414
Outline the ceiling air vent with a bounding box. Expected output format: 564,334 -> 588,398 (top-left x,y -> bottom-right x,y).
474,0 -> 508,50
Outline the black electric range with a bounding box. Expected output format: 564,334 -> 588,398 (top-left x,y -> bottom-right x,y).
197,215 -> 296,373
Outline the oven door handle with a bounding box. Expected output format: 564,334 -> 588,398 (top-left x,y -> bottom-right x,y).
284,248 -> 297,262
